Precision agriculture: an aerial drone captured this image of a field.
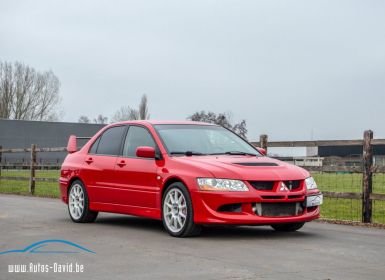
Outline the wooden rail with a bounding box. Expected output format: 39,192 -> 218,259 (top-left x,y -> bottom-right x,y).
322,192 -> 385,201
0,145 -> 63,195
0,176 -> 58,182
323,191 -> 362,200
1,130 -> 385,223
0,147 -> 66,153
253,130 -> 384,223
251,138 -> 385,148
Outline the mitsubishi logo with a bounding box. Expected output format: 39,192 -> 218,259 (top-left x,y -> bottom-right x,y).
279,182 -> 289,192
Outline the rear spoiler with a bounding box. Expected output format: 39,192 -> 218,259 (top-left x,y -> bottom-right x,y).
67,135 -> 92,153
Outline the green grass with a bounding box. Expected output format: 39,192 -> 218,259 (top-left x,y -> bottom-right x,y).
1,170 -> 385,223
312,172 -> 385,194
321,197 -> 385,224
0,169 -> 59,179
311,172 -> 385,223
0,169 -> 60,198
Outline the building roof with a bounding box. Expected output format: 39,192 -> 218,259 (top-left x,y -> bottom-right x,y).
113,120 -> 216,126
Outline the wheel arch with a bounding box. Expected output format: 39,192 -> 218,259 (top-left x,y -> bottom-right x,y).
67,176 -> 84,195
160,176 -> 202,237
161,176 -> 189,201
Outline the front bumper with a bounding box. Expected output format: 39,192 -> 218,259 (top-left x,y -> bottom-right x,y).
191,189 -> 322,225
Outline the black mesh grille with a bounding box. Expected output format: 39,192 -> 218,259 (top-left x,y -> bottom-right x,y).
217,203 -> 242,213
248,181 -> 275,190
259,203 -> 300,217
283,180 -> 302,190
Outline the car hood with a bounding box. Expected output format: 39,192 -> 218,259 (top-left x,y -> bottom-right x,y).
172,155 -> 309,181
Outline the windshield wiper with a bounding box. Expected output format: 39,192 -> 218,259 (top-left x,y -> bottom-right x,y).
210,151 -> 257,156
170,151 -> 206,156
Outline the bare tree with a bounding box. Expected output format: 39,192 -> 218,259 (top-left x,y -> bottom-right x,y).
111,94 -> 150,122
138,94 -> 150,120
0,61 -> 61,121
78,115 -> 90,123
188,111 -> 248,138
232,120 -> 248,139
93,114 -> 108,124
111,106 -> 138,122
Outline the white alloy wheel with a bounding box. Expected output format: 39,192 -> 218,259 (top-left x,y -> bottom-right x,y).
163,188 -> 188,233
69,183 -> 85,220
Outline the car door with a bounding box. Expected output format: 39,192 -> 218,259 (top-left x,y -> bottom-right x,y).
114,125 -> 159,208
81,125 -> 127,204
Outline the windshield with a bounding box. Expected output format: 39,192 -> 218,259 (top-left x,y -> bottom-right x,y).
154,124 -> 261,156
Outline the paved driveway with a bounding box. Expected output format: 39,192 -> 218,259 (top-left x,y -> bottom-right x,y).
0,194 -> 384,280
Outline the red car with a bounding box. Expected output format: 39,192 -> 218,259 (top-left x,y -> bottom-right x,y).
60,121 -> 322,237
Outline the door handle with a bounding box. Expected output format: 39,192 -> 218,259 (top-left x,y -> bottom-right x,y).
117,160 -> 126,167
85,157 -> 93,164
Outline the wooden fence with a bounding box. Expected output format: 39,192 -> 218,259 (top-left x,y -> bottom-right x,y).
0,145 -> 66,194
251,130 -> 385,223
1,129 -> 385,223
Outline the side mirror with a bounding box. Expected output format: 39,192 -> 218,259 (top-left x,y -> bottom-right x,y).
256,147 -> 266,156
136,146 -> 156,158
67,135 -> 77,153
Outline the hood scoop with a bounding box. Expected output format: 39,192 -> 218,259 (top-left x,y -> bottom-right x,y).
232,162 -> 279,167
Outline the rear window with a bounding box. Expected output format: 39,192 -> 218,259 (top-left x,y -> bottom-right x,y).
92,126 -> 127,156
89,137 -> 100,154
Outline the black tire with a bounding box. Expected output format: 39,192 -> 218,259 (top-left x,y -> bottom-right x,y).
68,180 -> 98,223
271,222 -> 305,232
162,182 -> 201,237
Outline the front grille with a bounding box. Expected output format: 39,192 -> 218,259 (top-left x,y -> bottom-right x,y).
283,180 -> 301,190
249,181 -> 275,190
253,202 -> 303,217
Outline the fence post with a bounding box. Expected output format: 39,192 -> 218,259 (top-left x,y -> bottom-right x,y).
29,144 -> 36,195
362,130 -> 373,223
0,145 -> 2,179
0,144 -> 2,188
260,134 -> 268,152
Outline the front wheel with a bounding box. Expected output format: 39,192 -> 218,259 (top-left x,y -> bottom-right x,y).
162,182 -> 201,237
271,222 -> 305,232
68,180 -> 98,223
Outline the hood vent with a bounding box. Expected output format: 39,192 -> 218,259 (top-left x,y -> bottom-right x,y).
233,162 -> 278,167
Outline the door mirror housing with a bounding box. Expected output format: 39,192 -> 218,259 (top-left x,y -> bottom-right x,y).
256,147 -> 267,156
67,135 -> 77,153
136,146 -> 156,158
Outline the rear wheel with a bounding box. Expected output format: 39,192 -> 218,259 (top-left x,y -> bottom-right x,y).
68,180 -> 98,223
271,222 -> 305,232
162,182 -> 201,237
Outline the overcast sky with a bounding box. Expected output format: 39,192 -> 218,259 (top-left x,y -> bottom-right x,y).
1,0 -> 384,141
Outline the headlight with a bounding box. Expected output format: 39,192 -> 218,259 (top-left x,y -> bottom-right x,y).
305,177 -> 318,190
197,178 -> 249,191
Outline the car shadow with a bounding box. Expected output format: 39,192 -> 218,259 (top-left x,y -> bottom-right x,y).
95,214 -> 164,231
93,214 -> 321,240
199,225 -> 320,240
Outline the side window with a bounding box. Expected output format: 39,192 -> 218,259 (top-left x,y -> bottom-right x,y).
89,137 -> 100,154
123,126 -> 156,157
94,126 -> 127,156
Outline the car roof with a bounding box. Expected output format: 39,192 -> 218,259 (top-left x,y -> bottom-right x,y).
110,120 -> 217,126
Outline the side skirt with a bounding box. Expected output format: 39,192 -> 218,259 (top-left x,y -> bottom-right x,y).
90,202 -> 161,220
